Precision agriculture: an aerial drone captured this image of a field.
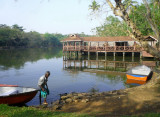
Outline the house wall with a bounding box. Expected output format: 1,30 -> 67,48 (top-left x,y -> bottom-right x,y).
128,41 -> 134,46
88,41 -> 135,46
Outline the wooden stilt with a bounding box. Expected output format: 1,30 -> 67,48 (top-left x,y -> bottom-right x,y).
114,52 -> 116,61
105,52 -> 107,60
96,52 -> 98,60
88,52 -> 90,60
132,52 -> 134,62
123,52 -> 125,61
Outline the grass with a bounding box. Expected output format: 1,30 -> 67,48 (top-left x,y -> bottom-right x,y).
0,104 -> 93,117
122,113 -> 160,117
1,104 -> 160,117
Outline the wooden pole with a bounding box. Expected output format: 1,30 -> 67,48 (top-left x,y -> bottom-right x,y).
114,52 -> 116,61
88,52 -> 90,60
132,52 -> 134,62
105,52 -> 107,60
96,52 -> 98,60
123,52 -> 125,61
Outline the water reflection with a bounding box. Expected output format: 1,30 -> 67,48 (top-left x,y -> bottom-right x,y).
0,48 -> 63,70
0,48 -> 159,106
63,54 -> 160,89
63,55 -> 159,72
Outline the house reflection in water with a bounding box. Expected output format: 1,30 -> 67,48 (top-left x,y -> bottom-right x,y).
63,58 -> 141,72
63,51 -> 159,70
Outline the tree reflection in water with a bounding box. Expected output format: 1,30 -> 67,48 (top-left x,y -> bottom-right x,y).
0,48 -> 63,70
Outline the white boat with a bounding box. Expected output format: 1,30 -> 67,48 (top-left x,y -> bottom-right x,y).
126,65 -> 152,81
0,85 -> 38,105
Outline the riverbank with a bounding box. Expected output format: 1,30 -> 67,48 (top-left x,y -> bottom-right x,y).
0,46 -> 62,50
48,72 -> 160,116
1,73 -> 160,117
0,104 -> 92,117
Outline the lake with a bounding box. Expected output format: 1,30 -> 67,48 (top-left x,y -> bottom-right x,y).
0,48 -> 158,106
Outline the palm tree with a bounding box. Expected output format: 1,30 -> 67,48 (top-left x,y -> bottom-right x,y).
89,0 -> 100,12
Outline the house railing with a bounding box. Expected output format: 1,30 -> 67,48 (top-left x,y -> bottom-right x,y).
63,46 -> 141,52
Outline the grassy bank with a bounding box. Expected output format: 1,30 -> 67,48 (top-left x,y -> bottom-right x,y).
0,104 -> 93,117
123,113 -> 160,117
0,104 -> 160,117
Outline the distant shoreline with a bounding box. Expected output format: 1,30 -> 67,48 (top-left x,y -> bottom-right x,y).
0,46 -> 62,50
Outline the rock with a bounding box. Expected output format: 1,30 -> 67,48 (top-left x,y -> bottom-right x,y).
65,98 -> 73,103
78,93 -> 83,97
81,99 -> 89,103
53,100 -> 60,105
61,96 -> 68,100
81,93 -> 87,95
59,93 -> 67,96
74,100 -> 79,103
111,90 -> 117,94
52,105 -> 62,110
73,96 -> 79,100
67,94 -> 73,97
86,96 -> 92,99
72,92 -> 78,96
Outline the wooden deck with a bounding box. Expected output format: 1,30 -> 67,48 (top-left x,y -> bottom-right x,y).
63,46 -> 141,52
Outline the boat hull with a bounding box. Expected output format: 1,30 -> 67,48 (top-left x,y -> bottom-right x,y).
0,84 -> 18,87
126,79 -> 146,85
0,87 -> 38,105
126,74 -> 148,81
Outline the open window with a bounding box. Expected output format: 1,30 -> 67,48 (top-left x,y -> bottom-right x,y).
115,42 -> 128,46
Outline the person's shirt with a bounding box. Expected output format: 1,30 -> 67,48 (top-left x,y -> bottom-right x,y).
38,75 -> 48,88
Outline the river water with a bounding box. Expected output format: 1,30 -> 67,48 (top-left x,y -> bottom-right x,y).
0,48 -> 159,105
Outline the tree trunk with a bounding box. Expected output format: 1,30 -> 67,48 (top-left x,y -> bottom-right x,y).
142,0 -> 160,48
105,0 -> 160,58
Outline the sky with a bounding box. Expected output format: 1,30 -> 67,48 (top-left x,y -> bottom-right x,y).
0,0 -> 107,35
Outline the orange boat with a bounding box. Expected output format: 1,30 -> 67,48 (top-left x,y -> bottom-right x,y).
126,65 -> 151,81
126,79 -> 146,85
0,86 -> 38,105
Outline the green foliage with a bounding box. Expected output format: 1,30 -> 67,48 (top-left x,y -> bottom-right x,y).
0,24 -> 65,48
123,0 -> 138,12
0,25 -> 26,46
78,32 -> 92,37
89,0 -> 100,12
0,104 -> 92,117
43,33 -> 61,47
93,16 -> 130,36
52,33 -> 68,41
129,1 -> 160,36
92,1 -> 160,37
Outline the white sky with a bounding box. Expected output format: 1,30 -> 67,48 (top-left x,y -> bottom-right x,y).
0,0 -> 107,35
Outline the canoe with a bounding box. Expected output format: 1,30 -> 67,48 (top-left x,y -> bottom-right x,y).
126,65 -> 151,81
0,86 -> 38,105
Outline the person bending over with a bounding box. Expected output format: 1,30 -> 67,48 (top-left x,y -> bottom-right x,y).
38,71 -> 50,105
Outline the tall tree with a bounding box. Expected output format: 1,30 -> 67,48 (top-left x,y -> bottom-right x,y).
12,24 -> 24,32
93,15 -> 129,36
90,0 -> 160,58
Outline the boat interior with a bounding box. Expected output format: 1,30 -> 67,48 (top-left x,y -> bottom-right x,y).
0,87 -> 37,96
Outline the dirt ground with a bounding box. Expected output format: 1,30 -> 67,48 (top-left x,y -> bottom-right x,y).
55,72 -> 160,116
